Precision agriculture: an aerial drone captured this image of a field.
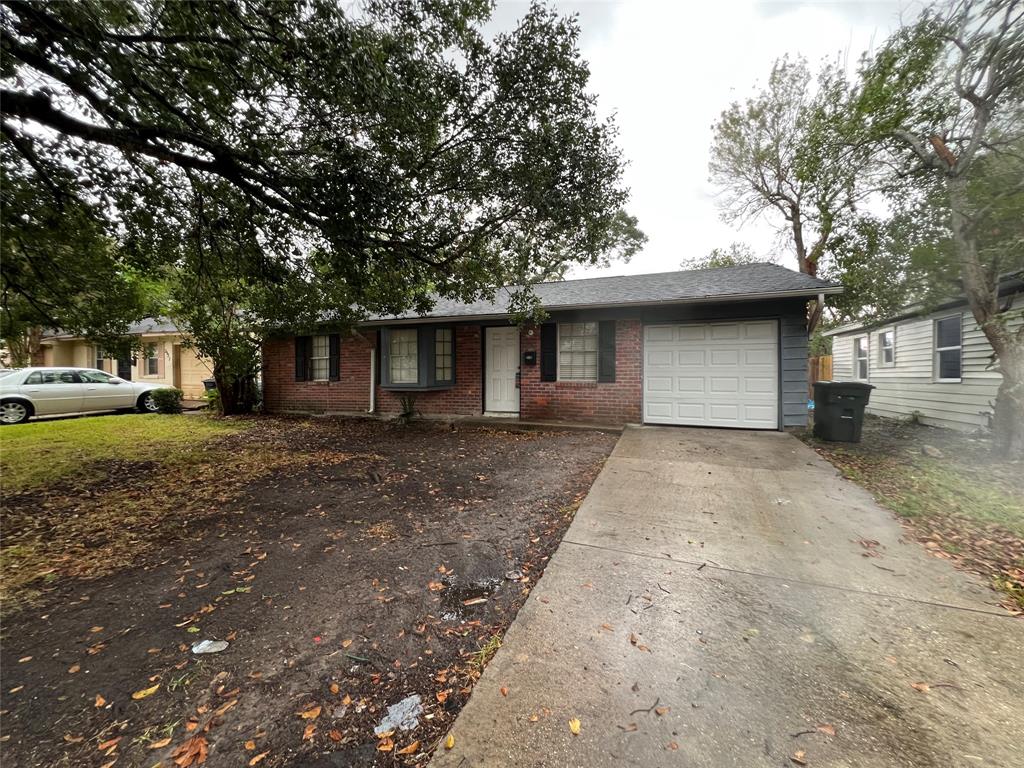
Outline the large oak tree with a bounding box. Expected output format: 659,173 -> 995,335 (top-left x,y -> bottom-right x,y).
1,0 -> 643,409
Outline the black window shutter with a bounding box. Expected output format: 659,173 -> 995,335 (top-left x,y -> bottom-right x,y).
329,334 -> 341,381
540,323 -> 557,382
295,336 -> 311,381
598,320 -> 616,383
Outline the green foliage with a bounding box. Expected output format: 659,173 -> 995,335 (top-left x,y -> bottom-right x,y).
1,0 -> 644,356
151,387 -> 183,414
202,386 -> 222,415
680,243 -> 763,271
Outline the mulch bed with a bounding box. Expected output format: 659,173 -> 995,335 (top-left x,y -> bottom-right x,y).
0,417 -> 617,767
798,415 -> 1024,613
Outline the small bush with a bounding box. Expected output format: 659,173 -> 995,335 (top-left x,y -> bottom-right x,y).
151,387 -> 184,414
203,387 -> 222,414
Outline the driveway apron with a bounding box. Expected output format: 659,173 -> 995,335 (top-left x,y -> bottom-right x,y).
432,426 -> 1023,768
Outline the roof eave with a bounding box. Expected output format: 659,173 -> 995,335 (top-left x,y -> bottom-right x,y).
361,285 -> 843,326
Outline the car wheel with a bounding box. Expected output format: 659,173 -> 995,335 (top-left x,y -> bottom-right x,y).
137,392 -> 159,413
0,399 -> 31,425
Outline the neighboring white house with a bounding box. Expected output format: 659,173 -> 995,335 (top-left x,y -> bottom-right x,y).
825,277 -> 1023,432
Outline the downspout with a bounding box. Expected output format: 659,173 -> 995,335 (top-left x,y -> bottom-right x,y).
368,347 -> 376,414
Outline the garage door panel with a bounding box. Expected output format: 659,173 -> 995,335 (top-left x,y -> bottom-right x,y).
643,321 -> 779,429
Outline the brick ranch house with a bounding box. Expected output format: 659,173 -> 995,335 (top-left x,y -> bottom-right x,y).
262,264 -> 841,429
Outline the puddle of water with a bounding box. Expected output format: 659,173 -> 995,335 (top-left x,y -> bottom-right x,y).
440,575 -> 502,622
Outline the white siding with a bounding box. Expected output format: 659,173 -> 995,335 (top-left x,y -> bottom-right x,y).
831,294 -> 1021,432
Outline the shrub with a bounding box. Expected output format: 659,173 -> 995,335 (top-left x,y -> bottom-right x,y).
151,387 -> 183,414
203,386 -> 222,414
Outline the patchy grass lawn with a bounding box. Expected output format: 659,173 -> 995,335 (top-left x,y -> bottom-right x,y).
0,416 -> 616,767
798,414 -> 1024,611
0,413 -> 247,492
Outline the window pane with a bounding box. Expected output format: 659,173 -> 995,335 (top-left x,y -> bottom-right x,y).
559,323 -> 598,380
311,334 -> 330,380
390,329 -> 419,384
855,338 -> 867,358
434,328 -> 453,382
857,359 -> 868,379
936,317 -> 960,348
32,370 -> 76,385
80,370 -> 113,383
938,349 -> 961,379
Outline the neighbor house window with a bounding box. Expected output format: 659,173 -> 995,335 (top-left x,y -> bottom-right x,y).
434,328 -> 453,383
558,322 -> 598,381
389,328 -> 419,384
934,315 -> 962,381
311,334 -> 330,381
854,336 -> 869,380
878,329 -> 895,366
145,343 -> 159,376
94,346 -> 105,371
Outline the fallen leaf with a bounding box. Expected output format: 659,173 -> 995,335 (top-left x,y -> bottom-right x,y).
299,705 -> 321,720
377,736 -> 394,752
132,683 -> 160,700
444,733 -> 455,750
792,750 -> 807,765
329,729 -> 343,743
97,737 -> 122,751
341,639 -> 353,648
303,723 -> 316,741
397,740 -> 419,755
94,693 -> 106,708
816,724 -> 836,737
249,751 -> 270,766
329,682 -> 340,695
149,737 -> 172,749
215,698 -> 238,716
427,581 -> 445,591
18,656 -> 32,663
90,626 -> 104,633
500,686 -> 509,697
911,682 -> 930,693
68,664 -> 80,674
173,734 -> 209,767
655,706 -> 670,716
436,690 -> 448,703
244,740 -> 256,750
568,718 -> 581,735
462,596 -> 487,606
64,734 -> 84,743
341,694 -> 352,706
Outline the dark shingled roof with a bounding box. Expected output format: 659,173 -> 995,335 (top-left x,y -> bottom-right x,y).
369,263 -> 841,322
43,318 -> 181,340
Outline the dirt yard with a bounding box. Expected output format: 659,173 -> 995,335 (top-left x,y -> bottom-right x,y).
0,416 -> 617,767
797,414 -> 1024,612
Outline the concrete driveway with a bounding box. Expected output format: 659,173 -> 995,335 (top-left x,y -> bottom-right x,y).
433,426 -> 1023,768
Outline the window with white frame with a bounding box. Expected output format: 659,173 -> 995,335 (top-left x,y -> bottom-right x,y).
145,342 -> 159,376
94,346 -> 105,371
558,322 -> 598,381
434,328 -> 453,382
311,334 -> 330,381
854,336 -> 869,380
878,329 -> 895,366
934,315 -> 962,381
389,328 -> 419,384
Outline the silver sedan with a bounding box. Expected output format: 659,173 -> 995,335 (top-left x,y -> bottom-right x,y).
0,367 -> 166,424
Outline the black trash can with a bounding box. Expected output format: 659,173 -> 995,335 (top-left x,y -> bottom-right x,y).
202,377 -> 217,392
813,381 -> 875,442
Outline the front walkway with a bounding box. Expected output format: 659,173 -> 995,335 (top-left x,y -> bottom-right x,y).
432,426 -> 1023,767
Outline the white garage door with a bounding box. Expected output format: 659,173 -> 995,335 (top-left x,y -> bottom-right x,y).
643,320 -> 779,428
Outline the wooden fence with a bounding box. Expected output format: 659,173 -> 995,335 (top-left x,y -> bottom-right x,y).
808,355 -> 833,396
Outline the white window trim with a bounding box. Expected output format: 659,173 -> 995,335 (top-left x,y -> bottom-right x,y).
556,322 -> 598,382
853,335 -> 869,381
934,314 -> 963,382
311,334 -> 330,382
878,328 -> 895,368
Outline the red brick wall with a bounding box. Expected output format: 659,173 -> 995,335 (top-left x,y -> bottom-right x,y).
519,319 -> 642,424
262,319 -> 643,425
262,331 -> 376,413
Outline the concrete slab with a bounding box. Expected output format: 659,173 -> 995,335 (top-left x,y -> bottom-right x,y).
432,426 -> 1023,768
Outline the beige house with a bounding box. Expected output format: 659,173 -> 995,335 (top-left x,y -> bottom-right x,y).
39,319 -> 214,399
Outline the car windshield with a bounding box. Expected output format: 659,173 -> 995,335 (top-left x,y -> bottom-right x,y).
0,369 -> 21,379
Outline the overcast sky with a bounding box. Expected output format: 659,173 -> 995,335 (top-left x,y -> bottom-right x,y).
487,0 -> 911,279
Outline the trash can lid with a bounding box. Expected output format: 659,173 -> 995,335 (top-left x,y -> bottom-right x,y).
814,380 -> 875,390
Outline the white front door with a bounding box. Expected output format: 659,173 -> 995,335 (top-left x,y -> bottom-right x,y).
485,326 -> 520,413
643,320 -> 779,429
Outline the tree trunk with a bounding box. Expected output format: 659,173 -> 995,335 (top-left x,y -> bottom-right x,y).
213,367 -> 257,415
947,173 -> 1024,456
